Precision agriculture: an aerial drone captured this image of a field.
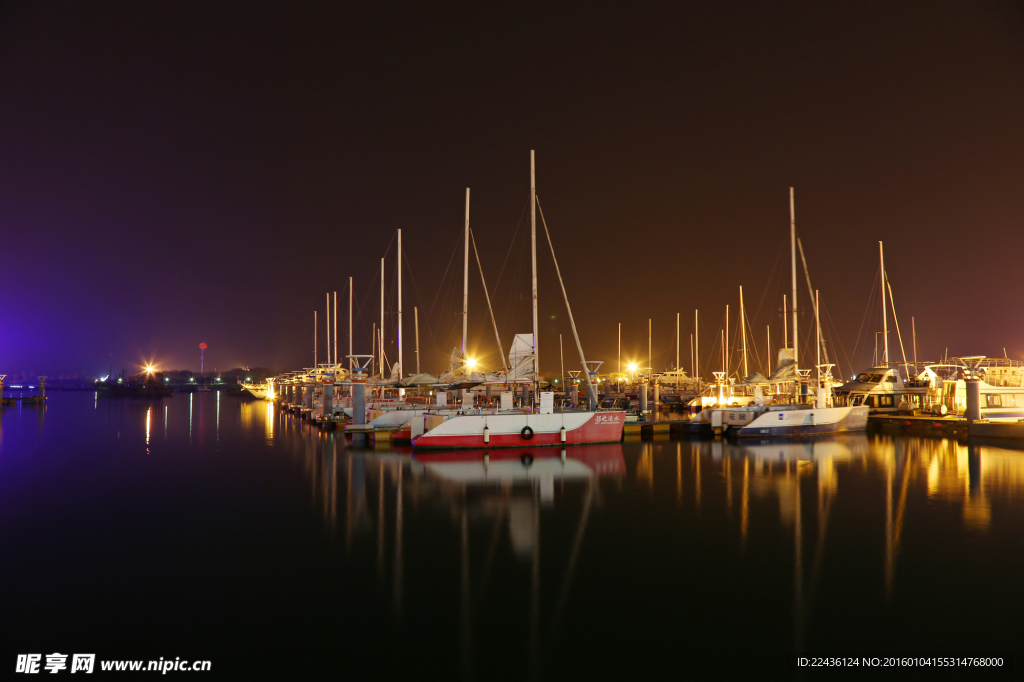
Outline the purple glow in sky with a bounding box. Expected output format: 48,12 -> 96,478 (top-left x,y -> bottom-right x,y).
1,2 -> 1022,378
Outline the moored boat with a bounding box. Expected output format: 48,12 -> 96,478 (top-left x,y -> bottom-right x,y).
412,152 -> 625,450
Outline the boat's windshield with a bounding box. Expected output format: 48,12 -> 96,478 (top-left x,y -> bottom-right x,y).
856,373 -> 873,382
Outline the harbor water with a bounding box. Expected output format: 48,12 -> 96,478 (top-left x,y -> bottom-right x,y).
2,393 -> 1021,679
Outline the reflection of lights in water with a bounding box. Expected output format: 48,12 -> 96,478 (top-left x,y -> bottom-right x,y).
146,406 -> 151,451
265,402 -> 274,442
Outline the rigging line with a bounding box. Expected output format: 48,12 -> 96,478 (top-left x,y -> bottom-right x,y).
426,228 -> 465,322
425,227 -> 467,367
740,304 -> 763,378
819,302 -> 847,381
536,197 -> 595,397
796,238 -> 829,365
849,266 -> 881,367
401,245 -> 446,372
750,242 -> 787,328
402,249 -> 443,374
470,228 -> 508,370
500,217 -> 530,340
489,199 -> 530,302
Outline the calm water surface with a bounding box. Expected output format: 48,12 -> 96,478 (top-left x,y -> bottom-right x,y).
2,393 -> 1022,679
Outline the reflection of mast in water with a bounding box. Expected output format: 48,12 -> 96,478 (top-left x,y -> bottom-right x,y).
676,443 -> 682,506
346,456 -> 353,554
636,442 -> 654,493
377,460 -> 385,582
529,490 -> 540,682
394,461 -> 402,625
461,506 -> 472,682
885,438 -> 912,600
794,463 -> 803,653
548,477 -> 595,649
695,443 -> 702,510
415,446 -> 625,681
741,457 -> 748,547
725,453 -> 733,513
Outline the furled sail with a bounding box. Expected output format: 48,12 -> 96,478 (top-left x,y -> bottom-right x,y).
506,333 -> 536,382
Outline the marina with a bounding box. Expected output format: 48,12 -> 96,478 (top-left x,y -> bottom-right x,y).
5,3 -> 1024,678
3,392 -> 1023,678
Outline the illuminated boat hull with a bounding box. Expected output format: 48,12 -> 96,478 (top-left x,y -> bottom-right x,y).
241,384 -> 268,399
734,405 -> 869,438
412,411 -> 626,450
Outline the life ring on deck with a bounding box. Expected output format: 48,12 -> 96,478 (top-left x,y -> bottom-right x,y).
521,454 -> 534,466
521,426 -> 534,440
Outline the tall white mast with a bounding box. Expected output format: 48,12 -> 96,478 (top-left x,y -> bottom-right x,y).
333,291 -> 337,366
398,229 -> 403,381
618,322 -> 621,378
912,316 -> 918,370
880,241 -> 889,365
348,276 -> 353,372
676,313 -> 680,373
530,151 -> 539,407
314,311 -> 317,367
380,257 -> 385,376
694,310 -> 699,382
740,286 -> 748,379
462,188 -> 470,358
725,305 -> 729,376
648,318 -> 652,374
815,289 -> 821,371
326,293 -> 331,366
415,307 -> 421,374
783,294 -> 788,350
790,188 -> 798,370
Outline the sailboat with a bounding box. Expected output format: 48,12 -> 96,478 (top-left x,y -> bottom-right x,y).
731,189 -> 869,438
412,152 -> 626,450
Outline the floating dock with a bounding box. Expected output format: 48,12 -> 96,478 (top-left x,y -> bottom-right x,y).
868,414 -> 968,436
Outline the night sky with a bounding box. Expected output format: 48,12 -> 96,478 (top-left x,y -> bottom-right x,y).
2,1 -> 1023,379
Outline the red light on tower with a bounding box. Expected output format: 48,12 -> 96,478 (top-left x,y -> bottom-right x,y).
199,343 -> 207,376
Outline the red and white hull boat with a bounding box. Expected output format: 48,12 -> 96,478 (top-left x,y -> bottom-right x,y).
411,410 -> 626,450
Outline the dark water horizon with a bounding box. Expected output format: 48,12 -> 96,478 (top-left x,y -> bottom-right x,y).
1,393 -> 1021,679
